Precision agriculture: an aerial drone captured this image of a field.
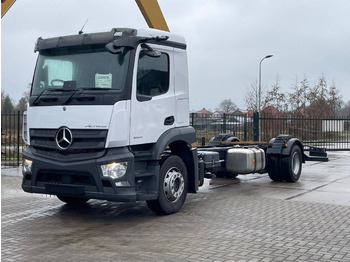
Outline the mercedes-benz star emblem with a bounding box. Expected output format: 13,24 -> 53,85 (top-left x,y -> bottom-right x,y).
55,127 -> 73,150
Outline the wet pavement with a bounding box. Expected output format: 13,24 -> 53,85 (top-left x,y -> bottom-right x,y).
1,151 -> 350,261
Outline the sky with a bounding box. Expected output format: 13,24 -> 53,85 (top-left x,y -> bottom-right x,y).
1,0 -> 350,111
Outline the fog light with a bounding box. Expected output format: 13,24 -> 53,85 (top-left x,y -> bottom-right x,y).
101,162 -> 128,179
23,159 -> 33,173
115,181 -> 131,187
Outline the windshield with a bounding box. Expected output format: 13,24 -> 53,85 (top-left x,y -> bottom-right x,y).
32,45 -> 131,96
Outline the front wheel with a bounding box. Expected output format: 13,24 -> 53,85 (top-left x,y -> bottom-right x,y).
147,155 -> 188,215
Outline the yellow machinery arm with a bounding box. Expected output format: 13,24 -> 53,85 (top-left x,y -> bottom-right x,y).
1,0 -> 16,18
2,0 -> 169,32
135,0 -> 169,32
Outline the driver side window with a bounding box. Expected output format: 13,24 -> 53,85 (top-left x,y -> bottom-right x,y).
137,51 -> 169,99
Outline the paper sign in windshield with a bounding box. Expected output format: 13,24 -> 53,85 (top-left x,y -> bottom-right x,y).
95,73 -> 112,88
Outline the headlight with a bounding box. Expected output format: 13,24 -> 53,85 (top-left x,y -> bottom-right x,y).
23,159 -> 33,173
22,111 -> 29,145
101,162 -> 128,179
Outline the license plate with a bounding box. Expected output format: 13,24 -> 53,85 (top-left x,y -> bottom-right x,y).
45,184 -> 84,195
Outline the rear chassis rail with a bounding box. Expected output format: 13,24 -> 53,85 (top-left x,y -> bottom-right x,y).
197,136 -> 328,182
219,141 -> 329,162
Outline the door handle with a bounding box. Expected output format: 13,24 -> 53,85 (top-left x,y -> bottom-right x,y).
164,116 -> 175,125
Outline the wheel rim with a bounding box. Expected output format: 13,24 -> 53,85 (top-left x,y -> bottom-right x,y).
292,151 -> 301,175
163,167 -> 185,203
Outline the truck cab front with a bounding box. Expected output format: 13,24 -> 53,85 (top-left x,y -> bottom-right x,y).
22,28 -> 198,213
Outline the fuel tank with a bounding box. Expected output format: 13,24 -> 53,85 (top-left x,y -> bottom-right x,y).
226,147 -> 265,174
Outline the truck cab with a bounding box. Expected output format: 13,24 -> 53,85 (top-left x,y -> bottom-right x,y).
22,27 -> 325,215
22,28 -> 198,214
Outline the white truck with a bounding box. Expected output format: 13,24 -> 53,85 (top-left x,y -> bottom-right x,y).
22,28 -> 327,214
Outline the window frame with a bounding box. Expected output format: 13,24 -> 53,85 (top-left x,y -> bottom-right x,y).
136,50 -> 170,101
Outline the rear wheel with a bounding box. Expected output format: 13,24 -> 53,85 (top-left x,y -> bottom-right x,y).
147,155 -> 188,215
281,145 -> 302,182
267,145 -> 302,182
57,196 -> 89,205
267,156 -> 282,182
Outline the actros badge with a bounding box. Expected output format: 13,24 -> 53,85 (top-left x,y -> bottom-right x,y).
55,127 -> 73,150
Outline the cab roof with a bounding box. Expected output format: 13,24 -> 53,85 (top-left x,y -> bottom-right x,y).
34,28 -> 186,52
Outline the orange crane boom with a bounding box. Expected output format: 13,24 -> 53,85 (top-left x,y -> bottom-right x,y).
2,0 -> 169,33
1,0 -> 16,18
135,0 -> 169,32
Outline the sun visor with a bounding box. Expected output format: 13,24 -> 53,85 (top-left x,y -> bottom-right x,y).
34,28 -> 137,52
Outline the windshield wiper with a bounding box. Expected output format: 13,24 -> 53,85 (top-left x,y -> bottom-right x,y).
33,88 -> 70,105
62,87 -> 112,105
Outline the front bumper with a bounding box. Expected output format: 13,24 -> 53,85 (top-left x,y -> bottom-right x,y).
22,146 -> 138,202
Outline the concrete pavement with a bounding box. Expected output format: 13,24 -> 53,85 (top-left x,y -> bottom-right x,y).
2,151 -> 350,261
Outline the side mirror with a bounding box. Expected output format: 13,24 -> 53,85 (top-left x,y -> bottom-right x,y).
143,50 -> 161,58
105,42 -> 123,54
141,44 -> 161,58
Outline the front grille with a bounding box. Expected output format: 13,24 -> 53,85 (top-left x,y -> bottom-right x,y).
30,128 -> 108,151
33,147 -> 105,161
37,171 -> 96,187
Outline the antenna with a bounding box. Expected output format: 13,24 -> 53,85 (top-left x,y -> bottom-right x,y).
78,19 -> 89,35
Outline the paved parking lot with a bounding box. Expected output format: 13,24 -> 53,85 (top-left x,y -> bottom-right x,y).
2,151 -> 350,262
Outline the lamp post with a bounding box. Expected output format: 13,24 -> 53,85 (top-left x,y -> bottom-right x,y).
256,54 -> 273,142
258,54 -> 273,113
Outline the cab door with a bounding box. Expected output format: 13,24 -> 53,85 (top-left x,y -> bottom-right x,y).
130,44 -> 176,145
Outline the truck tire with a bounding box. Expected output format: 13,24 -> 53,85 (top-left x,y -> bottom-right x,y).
267,156 -> 283,182
146,155 -> 188,215
57,196 -> 89,205
281,145 -> 302,182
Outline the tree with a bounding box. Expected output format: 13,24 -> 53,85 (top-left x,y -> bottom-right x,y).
244,80 -> 265,111
216,99 -> 237,113
263,76 -> 287,112
15,84 -> 31,113
306,77 -> 334,117
288,77 -> 310,114
338,100 -> 350,116
328,83 -> 343,114
246,75 -> 343,117
1,91 -> 15,113
16,97 -> 28,113
1,90 -> 5,106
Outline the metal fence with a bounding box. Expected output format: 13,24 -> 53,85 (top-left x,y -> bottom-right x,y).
191,113 -> 350,150
1,112 -> 349,168
1,112 -> 25,168
190,113 -> 256,145
260,115 -> 350,150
